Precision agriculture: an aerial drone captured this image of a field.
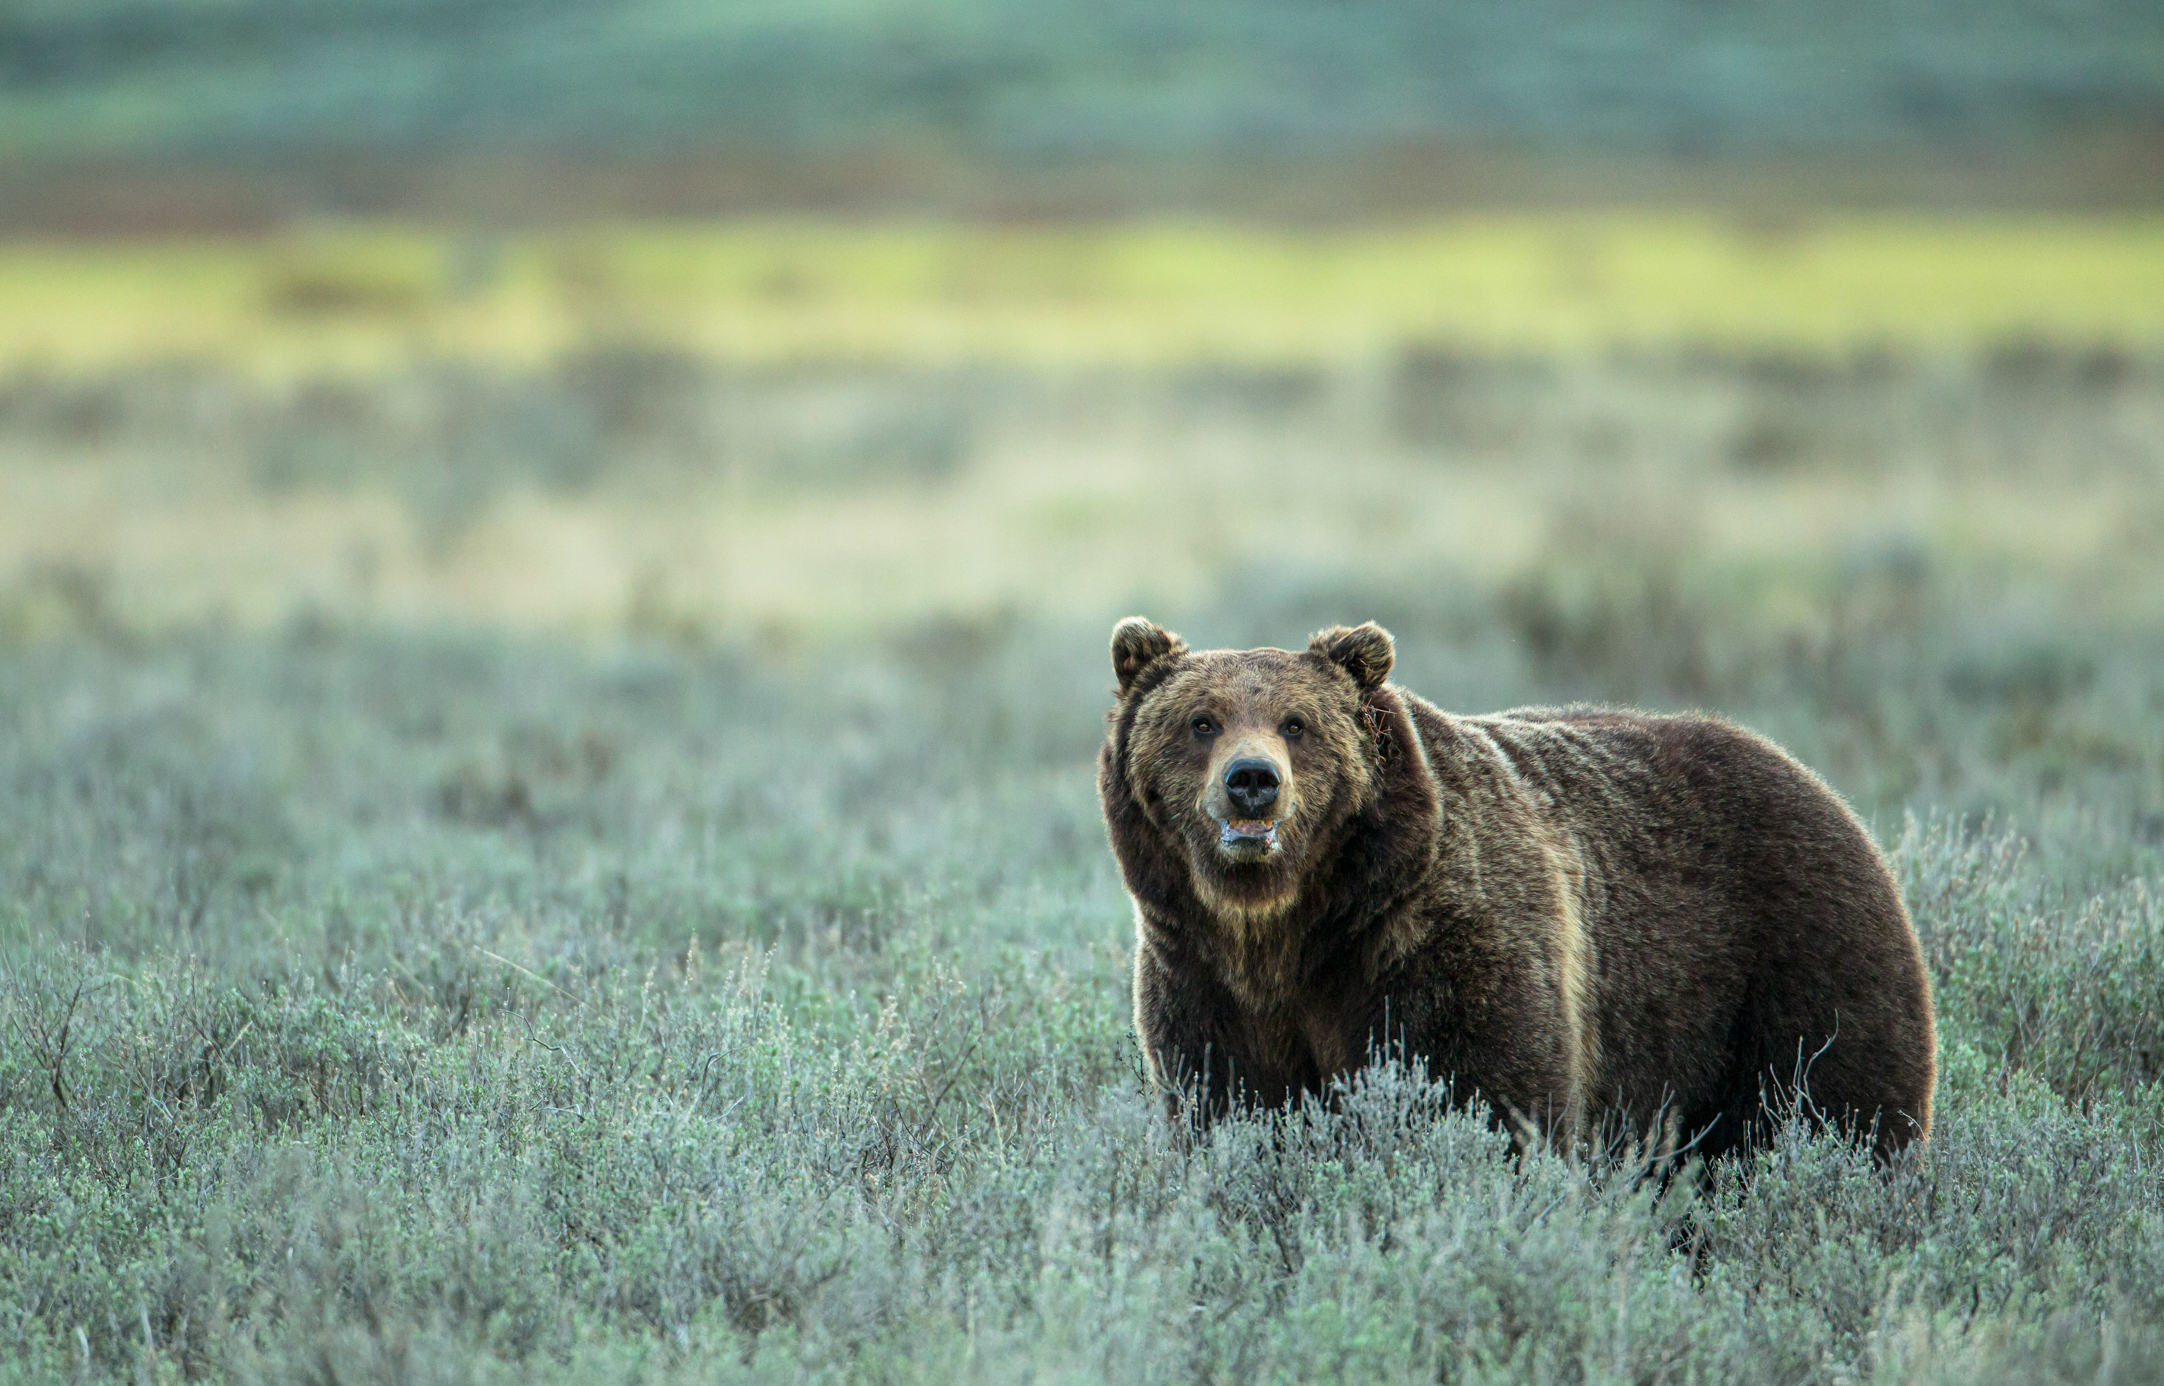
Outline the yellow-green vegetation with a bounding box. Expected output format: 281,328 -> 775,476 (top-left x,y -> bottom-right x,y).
5,214 -> 2164,374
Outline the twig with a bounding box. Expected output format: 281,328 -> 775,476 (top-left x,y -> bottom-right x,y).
474,945 -> 582,1003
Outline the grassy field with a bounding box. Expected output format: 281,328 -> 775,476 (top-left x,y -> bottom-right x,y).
3,222 -> 2164,1382
5,216 -> 2164,375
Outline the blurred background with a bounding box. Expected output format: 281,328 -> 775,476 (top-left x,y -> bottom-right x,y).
3,0 -> 2163,840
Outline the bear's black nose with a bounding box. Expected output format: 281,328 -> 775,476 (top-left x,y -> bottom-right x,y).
1224,758 -> 1280,815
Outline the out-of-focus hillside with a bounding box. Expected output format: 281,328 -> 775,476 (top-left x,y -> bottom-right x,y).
3,0 -> 2162,162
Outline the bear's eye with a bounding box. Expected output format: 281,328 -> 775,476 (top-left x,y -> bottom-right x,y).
1282,717 -> 1305,739
1190,714 -> 1219,738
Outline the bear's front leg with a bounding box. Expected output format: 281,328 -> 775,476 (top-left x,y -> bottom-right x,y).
1130,929 -> 1256,1131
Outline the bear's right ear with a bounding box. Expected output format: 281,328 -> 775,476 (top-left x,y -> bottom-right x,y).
1110,616 -> 1186,694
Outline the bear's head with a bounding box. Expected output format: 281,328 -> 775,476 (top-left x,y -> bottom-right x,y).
1103,617 -> 1408,921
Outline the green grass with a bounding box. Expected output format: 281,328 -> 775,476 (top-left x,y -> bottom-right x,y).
5,216 -> 2164,376
3,349 -> 2163,1382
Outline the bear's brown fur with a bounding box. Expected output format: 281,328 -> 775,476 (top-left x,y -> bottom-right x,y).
1099,617 -> 1936,1161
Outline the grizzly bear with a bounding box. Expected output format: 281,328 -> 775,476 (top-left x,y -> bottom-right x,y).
1098,618 -> 1936,1161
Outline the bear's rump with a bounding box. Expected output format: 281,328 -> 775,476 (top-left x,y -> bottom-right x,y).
1518,712 -> 1929,1148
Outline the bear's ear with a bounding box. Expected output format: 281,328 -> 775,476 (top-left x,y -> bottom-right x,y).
1110,616 -> 1186,694
1309,622 -> 1395,693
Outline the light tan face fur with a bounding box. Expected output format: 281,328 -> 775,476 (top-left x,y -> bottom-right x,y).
1126,650 -> 1372,918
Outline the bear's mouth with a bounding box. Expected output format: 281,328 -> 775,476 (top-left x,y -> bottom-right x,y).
1217,818 -> 1280,856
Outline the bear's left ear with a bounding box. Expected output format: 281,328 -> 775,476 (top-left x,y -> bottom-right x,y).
1111,616 -> 1188,694
1309,622 -> 1395,693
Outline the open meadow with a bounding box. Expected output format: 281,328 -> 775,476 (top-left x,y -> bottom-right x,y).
3,220 -> 2164,1383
